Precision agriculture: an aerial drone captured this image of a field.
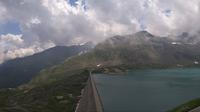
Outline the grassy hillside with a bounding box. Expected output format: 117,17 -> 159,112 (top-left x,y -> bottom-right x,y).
169,98 -> 200,112
0,45 -> 91,88
0,70 -> 89,112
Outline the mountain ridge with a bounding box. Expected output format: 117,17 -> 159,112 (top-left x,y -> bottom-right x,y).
0,44 -> 92,88
1,31 -> 200,112
26,31 -> 200,87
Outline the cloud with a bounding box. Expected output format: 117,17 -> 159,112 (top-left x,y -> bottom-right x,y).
4,47 -> 40,61
0,34 -> 55,63
0,0 -> 200,63
0,2 -> 10,22
0,34 -> 23,45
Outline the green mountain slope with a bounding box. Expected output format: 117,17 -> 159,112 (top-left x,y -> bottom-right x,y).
0,70 -> 89,112
0,44 -> 91,88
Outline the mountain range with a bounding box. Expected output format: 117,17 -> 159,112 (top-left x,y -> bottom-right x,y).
23,31 -> 200,87
0,31 -> 200,112
0,44 -> 92,88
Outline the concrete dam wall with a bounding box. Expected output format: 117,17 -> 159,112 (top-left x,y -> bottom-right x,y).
76,74 -> 104,112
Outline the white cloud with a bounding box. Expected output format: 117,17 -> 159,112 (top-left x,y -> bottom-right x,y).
0,0 -> 200,63
0,34 -> 23,45
30,17 -> 41,25
0,2 -> 9,22
4,47 -> 40,60
0,34 -> 55,64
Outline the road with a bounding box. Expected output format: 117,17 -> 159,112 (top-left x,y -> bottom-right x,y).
75,74 -> 104,112
189,106 -> 200,112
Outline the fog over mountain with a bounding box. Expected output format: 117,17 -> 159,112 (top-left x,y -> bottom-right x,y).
1,0 -> 200,63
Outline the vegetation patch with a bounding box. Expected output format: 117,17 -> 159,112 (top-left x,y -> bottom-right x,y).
169,98 -> 200,112
0,70 -> 89,112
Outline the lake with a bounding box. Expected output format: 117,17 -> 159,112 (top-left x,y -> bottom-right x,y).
93,68 -> 200,112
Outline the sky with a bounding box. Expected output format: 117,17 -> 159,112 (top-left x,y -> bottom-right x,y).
0,0 -> 200,63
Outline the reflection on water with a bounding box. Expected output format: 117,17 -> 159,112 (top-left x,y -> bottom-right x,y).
93,68 -> 200,112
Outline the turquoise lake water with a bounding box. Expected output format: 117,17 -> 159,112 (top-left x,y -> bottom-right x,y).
93,68 -> 200,112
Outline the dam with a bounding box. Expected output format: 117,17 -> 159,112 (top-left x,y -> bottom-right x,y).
77,68 -> 200,112
75,74 -> 104,112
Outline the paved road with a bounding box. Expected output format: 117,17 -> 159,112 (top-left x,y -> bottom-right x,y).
76,75 -> 104,112
189,106 -> 200,112
90,74 -> 104,112
75,77 -> 97,112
